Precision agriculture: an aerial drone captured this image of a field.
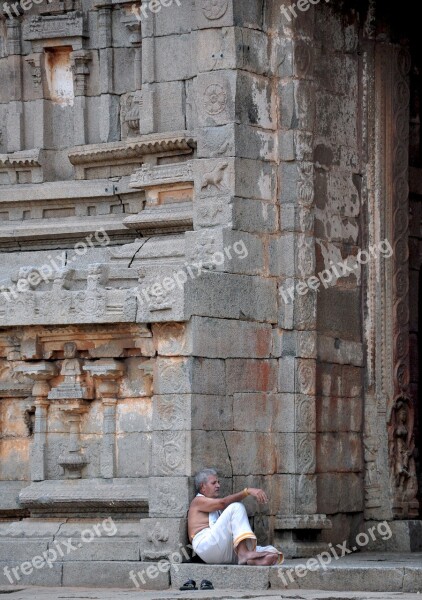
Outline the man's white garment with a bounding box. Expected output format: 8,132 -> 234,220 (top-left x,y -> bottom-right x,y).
192,497 -> 282,564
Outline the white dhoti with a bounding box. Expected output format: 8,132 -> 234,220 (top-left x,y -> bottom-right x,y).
192,502 -> 283,565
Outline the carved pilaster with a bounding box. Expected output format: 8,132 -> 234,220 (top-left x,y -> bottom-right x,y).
70,50 -> 91,96
24,54 -> 43,93
83,359 -> 125,479
14,362 -> 57,482
365,43 -> 419,519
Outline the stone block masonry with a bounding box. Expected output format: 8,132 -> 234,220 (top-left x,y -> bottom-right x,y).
0,0 -> 420,587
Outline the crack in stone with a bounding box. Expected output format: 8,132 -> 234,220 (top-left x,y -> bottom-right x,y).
127,236 -> 152,269
222,430 -> 234,481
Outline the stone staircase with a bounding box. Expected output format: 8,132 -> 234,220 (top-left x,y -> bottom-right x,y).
1,552 -> 421,592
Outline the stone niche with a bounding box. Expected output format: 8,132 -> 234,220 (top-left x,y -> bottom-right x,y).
0,324 -> 154,517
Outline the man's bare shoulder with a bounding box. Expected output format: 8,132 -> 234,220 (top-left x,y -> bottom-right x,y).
189,494 -> 223,513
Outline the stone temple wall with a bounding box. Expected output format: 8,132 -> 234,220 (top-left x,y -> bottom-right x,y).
0,0 -> 420,587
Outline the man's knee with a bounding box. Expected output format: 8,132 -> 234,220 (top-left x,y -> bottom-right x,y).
227,502 -> 247,514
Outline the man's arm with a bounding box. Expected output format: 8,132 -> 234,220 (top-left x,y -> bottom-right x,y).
194,488 -> 268,513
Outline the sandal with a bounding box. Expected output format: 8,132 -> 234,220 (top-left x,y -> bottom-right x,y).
200,579 -> 214,590
179,579 -> 197,591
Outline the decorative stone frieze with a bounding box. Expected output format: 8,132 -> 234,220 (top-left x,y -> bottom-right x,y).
23,12 -> 88,52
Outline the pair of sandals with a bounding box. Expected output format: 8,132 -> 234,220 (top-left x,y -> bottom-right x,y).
179,578 -> 214,591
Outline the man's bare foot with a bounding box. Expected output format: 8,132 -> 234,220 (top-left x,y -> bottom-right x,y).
238,550 -> 279,566
246,553 -> 279,566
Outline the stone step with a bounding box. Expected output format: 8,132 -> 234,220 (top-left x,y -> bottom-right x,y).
0,553 -> 420,592
0,588 -> 421,600
170,553 -> 422,593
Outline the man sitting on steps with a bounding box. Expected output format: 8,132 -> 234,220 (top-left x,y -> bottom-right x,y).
188,467 -> 283,566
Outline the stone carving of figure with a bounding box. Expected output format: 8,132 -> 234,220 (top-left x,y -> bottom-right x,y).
389,396 -> 418,511
49,341 -> 90,400
61,342 -> 82,383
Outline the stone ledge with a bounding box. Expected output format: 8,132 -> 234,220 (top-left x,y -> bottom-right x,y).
18,479 -> 149,511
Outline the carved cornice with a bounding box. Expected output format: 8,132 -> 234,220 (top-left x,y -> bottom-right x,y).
68,132 -> 196,166
0,149 -> 43,169
0,382 -> 33,398
0,149 -> 44,184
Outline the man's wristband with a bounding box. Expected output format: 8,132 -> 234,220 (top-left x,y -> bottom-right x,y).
243,488 -> 249,498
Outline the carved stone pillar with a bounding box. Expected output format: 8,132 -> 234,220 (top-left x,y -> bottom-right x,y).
71,50 -> 92,145
58,402 -> 89,479
83,359 -> 125,479
364,42 -> 419,523
14,362 -> 57,481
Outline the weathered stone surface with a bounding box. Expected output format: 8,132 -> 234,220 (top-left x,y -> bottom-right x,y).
185,272 -> 277,323
233,393 -> 315,434
188,317 -> 272,358
316,396 -> 363,433
271,564 -> 406,592
226,359 -> 278,394
0,560 -> 62,586
170,563 -> 270,590
317,473 -> 364,514
191,394 -> 233,431
317,432 -> 363,473
192,430 -> 232,477
137,518 -> 188,561
0,481 -> 30,513
63,561 -> 169,589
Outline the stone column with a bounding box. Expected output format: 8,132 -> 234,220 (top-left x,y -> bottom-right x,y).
14,362 -> 57,482
83,359 -> 125,479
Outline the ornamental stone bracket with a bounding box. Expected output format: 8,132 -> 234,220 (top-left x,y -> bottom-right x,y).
0,149 -> 44,185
